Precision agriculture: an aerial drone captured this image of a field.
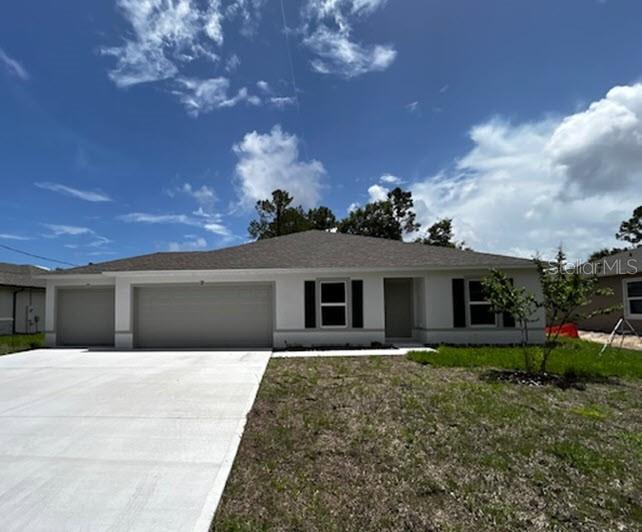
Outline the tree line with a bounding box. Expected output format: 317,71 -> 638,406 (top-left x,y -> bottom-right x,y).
589,205 -> 642,261
248,188 -> 466,248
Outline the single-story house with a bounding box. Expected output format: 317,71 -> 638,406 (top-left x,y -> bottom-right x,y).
42,231 -> 546,349
577,247 -> 642,333
0,262 -> 47,335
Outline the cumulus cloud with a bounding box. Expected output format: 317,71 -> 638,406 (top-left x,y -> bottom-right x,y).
0,47 -> 29,80
367,183 -> 389,202
302,0 -> 396,78
172,77 -> 259,116
233,125 -> 325,208
35,182 -> 112,202
409,83 -> 642,261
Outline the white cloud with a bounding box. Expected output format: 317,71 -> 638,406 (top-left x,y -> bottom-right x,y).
269,96 -> 296,108
409,83 -> 642,261
225,53 -> 241,72
44,224 -> 94,236
0,233 -> 31,241
405,101 -> 419,114
256,80 -> 271,93
233,125 -> 325,208
301,0 -> 396,78
203,222 -> 232,236
168,236 -> 207,251
118,212 -> 200,226
173,77 -> 258,116
0,47 -> 29,80
367,184 -> 388,202
380,173 -> 401,184
35,182 -> 112,202
177,183 -> 216,204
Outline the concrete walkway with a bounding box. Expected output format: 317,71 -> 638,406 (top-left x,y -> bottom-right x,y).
0,348 -> 270,532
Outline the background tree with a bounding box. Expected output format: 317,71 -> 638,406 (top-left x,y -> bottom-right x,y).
416,217 -> 468,249
337,187 -> 420,240
616,205 -> 642,246
248,190 -> 311,240
307,206 -> 337,231
481,270 -> 540,372
535,248 -> 619,373
587,247 -> 626,262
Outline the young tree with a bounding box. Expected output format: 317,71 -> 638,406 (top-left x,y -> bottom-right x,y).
616,205 -> 642,246
337,187 -> 420,240
481,270 -> 540,372
248,190 -> 310,240
535,248 -> 619,373
416,218 -> 468,249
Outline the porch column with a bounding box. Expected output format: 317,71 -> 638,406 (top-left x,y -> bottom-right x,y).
114,278 -> 133,348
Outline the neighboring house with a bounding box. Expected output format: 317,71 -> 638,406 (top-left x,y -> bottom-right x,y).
577,247 -> 642,333
42,231 -> 546,348
0,263 -> 47,335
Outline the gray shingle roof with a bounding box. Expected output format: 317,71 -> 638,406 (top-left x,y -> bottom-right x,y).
51,230 -> 534,275
0,262 -> 47,287
590,247 -> 642,277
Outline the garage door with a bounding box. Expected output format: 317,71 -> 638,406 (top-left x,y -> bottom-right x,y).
57,287 -> 115,346
134,284 -> 273,348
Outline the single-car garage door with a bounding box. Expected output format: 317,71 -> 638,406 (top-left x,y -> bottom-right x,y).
57,287 -> 115,346
134,284 -> 273,348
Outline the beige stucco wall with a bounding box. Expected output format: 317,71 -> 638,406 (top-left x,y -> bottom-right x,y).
0,286 -> 45,335
577,275 -> 642,333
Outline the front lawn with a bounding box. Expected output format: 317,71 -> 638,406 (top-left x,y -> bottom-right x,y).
213,352 -> 642,531
0,333 -> 43,356
408,338 -> 642,380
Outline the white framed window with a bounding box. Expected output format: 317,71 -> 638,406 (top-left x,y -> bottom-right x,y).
320,280 -> 348,327
624,278 -> 642,319
467,279 -> 497,327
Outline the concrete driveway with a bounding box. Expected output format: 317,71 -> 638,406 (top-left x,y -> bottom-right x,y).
0,348 -> 271,531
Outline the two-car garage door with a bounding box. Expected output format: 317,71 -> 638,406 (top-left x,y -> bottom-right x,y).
134,284 -> 273,348
56,283 -> 274,348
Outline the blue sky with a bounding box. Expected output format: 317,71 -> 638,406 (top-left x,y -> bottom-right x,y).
2,0 -> 642,268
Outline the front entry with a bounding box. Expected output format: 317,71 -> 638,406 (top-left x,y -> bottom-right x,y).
384,278 -> 413,338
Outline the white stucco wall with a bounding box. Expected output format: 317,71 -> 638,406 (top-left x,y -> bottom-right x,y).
44,265 -> 545,348
0,287 -> 45,335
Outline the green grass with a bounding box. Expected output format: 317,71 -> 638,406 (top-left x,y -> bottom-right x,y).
213,356 -> 642,531
407,338 -> 642,379
0,333 -> 44,356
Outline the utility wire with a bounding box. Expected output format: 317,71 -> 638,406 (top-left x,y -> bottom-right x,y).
0,243 -> 77,267
279,0 -> 310,161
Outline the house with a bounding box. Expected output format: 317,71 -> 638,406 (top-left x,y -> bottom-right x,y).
42,231 -> 546,348
0,263 -> 47,335
577,247 -> 642,333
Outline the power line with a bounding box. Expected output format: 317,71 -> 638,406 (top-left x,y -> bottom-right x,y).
279,0 -> 310,160
0,243 -> 77,267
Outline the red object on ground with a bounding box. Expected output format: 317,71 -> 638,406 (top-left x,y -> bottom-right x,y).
545,323 -> 579,338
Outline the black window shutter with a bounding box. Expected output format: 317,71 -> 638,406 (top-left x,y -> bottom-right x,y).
503,278 -> 516,328
452,279 -> 466,328
304,281 -> 316,328
351,280 -> 364,328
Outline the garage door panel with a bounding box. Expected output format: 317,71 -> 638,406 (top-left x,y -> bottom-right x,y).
134,284 -> 273,348
57,288 -> 115,346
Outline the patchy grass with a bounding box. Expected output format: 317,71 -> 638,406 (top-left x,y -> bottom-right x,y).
0,333 -> 43,356
407,338 -> 642,380
213,356 -> 642,531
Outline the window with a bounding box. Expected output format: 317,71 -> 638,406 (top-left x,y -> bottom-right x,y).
625,279 -> 642,318
467,280 -> 496,326
320,281 -> 347,327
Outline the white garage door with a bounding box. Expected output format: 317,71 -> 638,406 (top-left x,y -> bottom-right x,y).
57,287 -> 115,346
134,284 -> 273,348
